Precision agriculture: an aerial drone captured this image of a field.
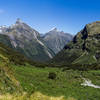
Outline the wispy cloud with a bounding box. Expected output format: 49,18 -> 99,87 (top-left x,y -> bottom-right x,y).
0,9 -> 4,14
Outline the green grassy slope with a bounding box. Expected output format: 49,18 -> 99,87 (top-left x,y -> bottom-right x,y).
0,34 -> 13,48
12,65 -> 100,100
0,64 -> 22,94
72,52 -> 97,64
0,42 -> 30,94
0,62 -> 100,100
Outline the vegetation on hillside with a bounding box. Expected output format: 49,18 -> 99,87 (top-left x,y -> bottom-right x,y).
52,21 -> 100,65
8,64 -> 100,100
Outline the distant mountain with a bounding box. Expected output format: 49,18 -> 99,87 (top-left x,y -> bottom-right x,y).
43,28 -> 73,54
0,19 -> 54,62
52,21 -> 100,64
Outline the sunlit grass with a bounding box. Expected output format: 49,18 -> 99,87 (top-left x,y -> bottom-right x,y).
12,65 -> 100,100
0,62 -> 100,100
0,92 -> 76,100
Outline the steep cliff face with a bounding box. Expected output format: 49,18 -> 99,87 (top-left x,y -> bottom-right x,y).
53,21 -> 100,64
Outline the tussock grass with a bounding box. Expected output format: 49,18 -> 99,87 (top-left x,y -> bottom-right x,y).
0,92 -> 76,100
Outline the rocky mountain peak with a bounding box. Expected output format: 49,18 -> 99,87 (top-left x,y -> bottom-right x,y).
16,18 -> 23,24
82,21 -> 100,36
50,27 -> 58,32
74,21 -> 100,43
43,27 -> 73,54
52,28 -> 57,31
10,18 -> 25,28
49,28 -> 66,35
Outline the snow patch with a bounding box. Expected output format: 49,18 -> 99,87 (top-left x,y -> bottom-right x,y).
33,32 -> 38,39
11,41 -> 17,48
37,39 -> 45,46
45,50 -> 53,58
0,29 -> 2,33
0,25 -> 7,28
50,27 -> 57,31
36,37 -> 53,58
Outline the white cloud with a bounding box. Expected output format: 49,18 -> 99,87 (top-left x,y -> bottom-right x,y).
0,9 -> 4,14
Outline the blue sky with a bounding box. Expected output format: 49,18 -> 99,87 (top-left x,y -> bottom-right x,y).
0,0 -> 100,34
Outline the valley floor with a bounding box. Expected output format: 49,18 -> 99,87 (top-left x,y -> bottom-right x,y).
1,63 -> 100,100
13,64 -> 100,100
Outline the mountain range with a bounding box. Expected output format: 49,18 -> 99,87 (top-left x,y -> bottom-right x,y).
43,28 -> 73,54
53,21 -> 100,65
1,19 -> 100,65
0,18 -> 73,62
